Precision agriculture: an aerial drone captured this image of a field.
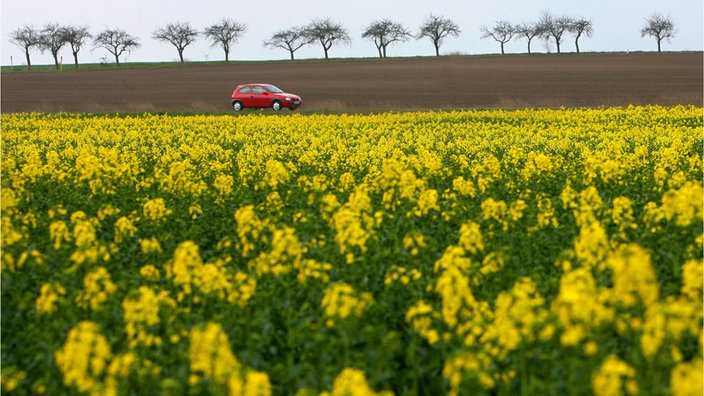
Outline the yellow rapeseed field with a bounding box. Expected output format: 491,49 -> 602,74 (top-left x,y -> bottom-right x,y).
1,106 -> 702,395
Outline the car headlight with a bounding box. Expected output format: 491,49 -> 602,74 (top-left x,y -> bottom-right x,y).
285,97 -> 292,101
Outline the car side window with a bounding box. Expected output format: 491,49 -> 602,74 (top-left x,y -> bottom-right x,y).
239,86 -> 251,94
252,86 -> 266,94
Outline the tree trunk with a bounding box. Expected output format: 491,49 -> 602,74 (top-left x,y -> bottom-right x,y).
657,38 -> 662,52
179,50 -> 184,63
434,42 -> 440,56
25,49 -> 32,71
115,54 -> 120,66
575,39 -> 580,54
73,52 -> 79,68
289,50 -> 295,60
500,42 -> 505,55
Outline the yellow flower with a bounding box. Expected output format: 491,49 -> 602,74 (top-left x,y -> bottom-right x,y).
670,359 -> 703,396
660,181 -> 703,227
1,367 -> 27,392
114,215 -> 137,243
583,340 -> 599,356
457,221 -> 484,255
55,321 -> 112,393
321,282 -> 374,324
249,226 -> 302,276
264,159 -> 290,189
139,237 -> 163,254
573,221 -> 610,269
142,197 -> 172,222
591,355 -> 638,396
72,219 -> 96,247
680,259 -> 702,300
235,205 -> 265,257
607,244 -> 659,307
384,265 -> 421,286
76,267 -> 118,310
49,220 -> 71,249
402,231 -> 425,256
36,282 -> 66,314
189,322 -> 240,385
552,267 -> 614,346
405,300 -> 441,345
214,173 -> 234,197
139,264 -> 161,281
414,188 -> 439,216
122,286 -> 176,348
321,368 -> 392,396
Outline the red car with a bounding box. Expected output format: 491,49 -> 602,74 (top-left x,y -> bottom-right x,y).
231,83 -> 302,111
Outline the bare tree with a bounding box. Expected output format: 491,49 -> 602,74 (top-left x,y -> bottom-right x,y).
641,13 -> 676,52
153,22 -> 199,63
9,25 -> 41,70
39,23 -> 67,69
362,19 -> 412,58
303,18 -> 351,60
93,28 -> 140,66
538,12 -> 573,53
569,18 -> 593,53
264,27 -> 311,60
417,15 -> 461,56
62,25 -> 91,68
480,20 -> 514,55
514,22 -> 542,54
203,18 -> 246,62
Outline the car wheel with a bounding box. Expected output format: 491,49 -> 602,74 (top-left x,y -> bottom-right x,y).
233,101 -> 244,111
271,100 -> 282,111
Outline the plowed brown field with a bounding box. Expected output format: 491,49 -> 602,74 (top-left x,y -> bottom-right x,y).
1,52 -> 701,113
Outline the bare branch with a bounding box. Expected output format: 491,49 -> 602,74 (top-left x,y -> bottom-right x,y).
417,15 -> 461,56
641,13 -> 676,52
93,28 -> 140,66
362,19 -> 412,58
264,27 -> 311,60
153,22 -> 199,63
204,18 -> 247,62
303,18 -> 351,60
9,25 -> 41,70
62,25 -> 91,67
480,21 -> 514,55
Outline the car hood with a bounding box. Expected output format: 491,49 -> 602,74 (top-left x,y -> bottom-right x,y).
279,93 -> 301,100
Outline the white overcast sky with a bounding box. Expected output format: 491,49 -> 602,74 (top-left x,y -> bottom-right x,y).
1,0 -> 702,65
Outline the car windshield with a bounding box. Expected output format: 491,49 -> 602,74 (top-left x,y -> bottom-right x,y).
263,84 -> 284,93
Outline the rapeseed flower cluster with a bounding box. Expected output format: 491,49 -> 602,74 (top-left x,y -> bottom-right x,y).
1,107 -> 701,395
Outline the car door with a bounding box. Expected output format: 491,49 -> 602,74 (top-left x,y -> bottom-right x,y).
238,85 -> 253,107
251,85 -> 269,107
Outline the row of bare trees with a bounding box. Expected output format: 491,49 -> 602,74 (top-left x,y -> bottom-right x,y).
10,13 -> 677,70
482,12 -> 678,55
267,15 -> 462,59
9,18 -> 245,70
481,12 -> 595,55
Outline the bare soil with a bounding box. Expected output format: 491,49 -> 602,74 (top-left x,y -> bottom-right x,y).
1,52 -> 701,113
